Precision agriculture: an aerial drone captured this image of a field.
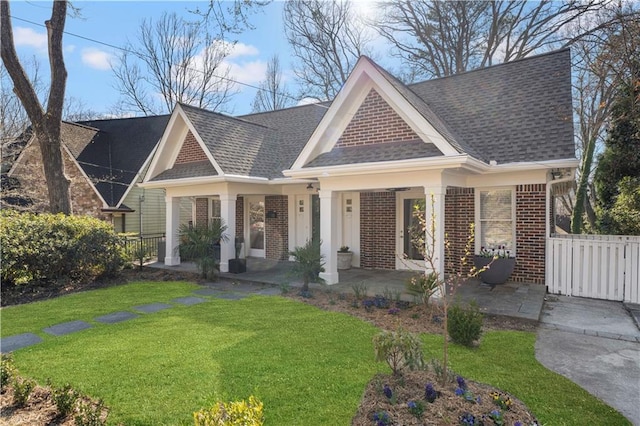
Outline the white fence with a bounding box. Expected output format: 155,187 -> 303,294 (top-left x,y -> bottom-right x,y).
547,234 -> 640,304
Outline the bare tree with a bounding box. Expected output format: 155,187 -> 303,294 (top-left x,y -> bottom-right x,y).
376,0 -> 608,80
284,0 -> 373,101
251,54 -> 294,113
112,12 -> 239,115
1,0 -> 71,214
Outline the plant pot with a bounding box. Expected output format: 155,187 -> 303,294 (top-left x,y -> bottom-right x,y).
473,256 -> 516,285
337,252 -> 353,270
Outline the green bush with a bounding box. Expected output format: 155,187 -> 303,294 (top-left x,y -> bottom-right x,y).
447,301 -> 484,347
289,239 -> 325,292
193,396 -> 264,426
75,399 -> 108,426
12,376 -> 36,407
51,383 -> 80,418
405,272 -> 439,306
178,220 -> 228,280
0,210 -> 126,287
373,328 -> 425,376
1,354 -> 16,391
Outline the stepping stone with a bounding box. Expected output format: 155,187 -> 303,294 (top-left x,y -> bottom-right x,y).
133,303 -> 173,313
255,287 -> 281,296
94,311 -> 139,324
193,288 -> 224,296
43,320 -> 92,336
213,293 -> 247,300
172,296 -> 207,306
1,333 -> 43,353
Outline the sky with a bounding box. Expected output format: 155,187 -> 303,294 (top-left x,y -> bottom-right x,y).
8,0 -> 351,117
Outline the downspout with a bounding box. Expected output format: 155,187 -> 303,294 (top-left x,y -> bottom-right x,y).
545,170 -> 575,287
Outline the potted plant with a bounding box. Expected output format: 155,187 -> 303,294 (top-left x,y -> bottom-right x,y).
473,246 -> 515,285
337,245 -> 353,270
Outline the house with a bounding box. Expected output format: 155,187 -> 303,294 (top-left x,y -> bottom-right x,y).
141,49 -> 577,285
8,115 -> 192,235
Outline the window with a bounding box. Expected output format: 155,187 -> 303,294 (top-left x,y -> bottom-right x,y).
476,188 -> 515,254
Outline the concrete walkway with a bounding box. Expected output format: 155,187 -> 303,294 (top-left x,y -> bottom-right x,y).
536,295 -> 640,424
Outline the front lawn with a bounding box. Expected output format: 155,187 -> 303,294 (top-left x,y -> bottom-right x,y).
2,281 -> 630,425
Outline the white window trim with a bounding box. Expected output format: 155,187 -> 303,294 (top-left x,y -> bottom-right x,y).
474,186 -> 516,257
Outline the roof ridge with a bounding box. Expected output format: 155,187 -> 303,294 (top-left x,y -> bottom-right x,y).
77,114 -> 170,125
408,48 -> 570,87
178,102 -> 272,130
239,100 -> 331,119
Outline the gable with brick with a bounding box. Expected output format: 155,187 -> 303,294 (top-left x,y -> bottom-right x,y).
142,49 -> 577,288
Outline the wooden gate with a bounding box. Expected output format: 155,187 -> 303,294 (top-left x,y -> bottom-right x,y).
546,234 -> 640,303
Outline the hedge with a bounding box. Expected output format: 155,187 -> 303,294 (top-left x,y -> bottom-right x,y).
0,210 -> 126,287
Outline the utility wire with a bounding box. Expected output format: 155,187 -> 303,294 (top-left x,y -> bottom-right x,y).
10,14 -> 329,110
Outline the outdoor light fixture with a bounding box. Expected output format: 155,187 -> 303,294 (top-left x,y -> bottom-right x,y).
306,183 -> 314,190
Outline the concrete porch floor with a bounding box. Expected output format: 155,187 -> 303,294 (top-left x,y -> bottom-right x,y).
148,257 -> 546,321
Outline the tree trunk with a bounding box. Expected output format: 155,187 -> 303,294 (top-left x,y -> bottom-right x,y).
0,0 -> 71,214
571,135 -> 597,234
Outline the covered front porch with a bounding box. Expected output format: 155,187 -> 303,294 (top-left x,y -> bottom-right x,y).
148,257 -> 545,321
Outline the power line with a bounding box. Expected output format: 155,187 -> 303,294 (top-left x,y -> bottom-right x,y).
9,14 -> 329,110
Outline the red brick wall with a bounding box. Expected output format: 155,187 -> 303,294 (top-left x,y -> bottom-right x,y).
236,197 -> 244,239
336,89 -> 421,148
360,192 -> 396,269
195,198 -> 208,227
175,131 -> 208,164
513,184 -> 546,284
444,187 -> 475,275
265,195 -> 288,260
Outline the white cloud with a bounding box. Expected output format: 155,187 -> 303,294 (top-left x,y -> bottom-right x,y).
81,48 -> 112,70
227,42 -> 259,59
225,59 -> 267,85
14,27 -> 47,51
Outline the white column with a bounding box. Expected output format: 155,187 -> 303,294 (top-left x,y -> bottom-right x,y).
424,186 -> 446,279
165,196 -> 181,266
219,193 -> 237,273
318,189 -> 339,284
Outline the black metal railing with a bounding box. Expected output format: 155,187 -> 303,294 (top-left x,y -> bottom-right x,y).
122,233 -> 165,263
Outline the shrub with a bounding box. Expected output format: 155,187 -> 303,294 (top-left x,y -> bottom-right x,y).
51,383 -> 80,418
405,272 -> 439,306
0,210 -> 126,287
193,395 -> 264,426
12,376 -> 36,407
289,239 -> 325,292
1,354 -> 16,390
447,301 -> 484,347
373,328 -> 425,376
178,219 -> 228,280
75,399 -> 108,426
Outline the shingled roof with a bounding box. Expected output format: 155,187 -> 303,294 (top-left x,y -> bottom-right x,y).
77,115 -> 169,206
155,49 -> 574,181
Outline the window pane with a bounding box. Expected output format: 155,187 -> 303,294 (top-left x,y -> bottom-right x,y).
480,220 -> 513,250
480,190 -> 512,220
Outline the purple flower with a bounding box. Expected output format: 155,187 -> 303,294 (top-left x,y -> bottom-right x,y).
425,382 -> 437,403
407,400 -> 417,409
383,384 -> 392,399
515,422 -> 523,426
455,387 -> 464,396
456,375 -> 467,390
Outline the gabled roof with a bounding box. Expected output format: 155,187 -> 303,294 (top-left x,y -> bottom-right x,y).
149,49 -> 575,183
77,115 -> 169,206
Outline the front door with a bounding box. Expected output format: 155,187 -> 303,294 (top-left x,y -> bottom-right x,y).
396,191 -> 426,270
247,196 -> 265,258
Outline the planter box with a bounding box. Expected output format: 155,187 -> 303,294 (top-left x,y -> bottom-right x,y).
337,252 -> 353,270
473,256 -> 516,285
228,258 -> 246,274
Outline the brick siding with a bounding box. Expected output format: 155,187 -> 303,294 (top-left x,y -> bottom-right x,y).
513,184 -> 546,284
360,192 -> 396,269
265,195 -> 289,260
175,131 -> 208,164
336,89 -> 422,148
444,187 -> 475,275
194,198 -> 208,227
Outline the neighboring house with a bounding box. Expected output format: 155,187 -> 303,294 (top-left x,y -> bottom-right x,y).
8,115 -> 192,235
141,49 -> 578,285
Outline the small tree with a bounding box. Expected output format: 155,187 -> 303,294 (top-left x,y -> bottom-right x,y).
178,219 -> 228,280
288,239 -> 325,293
408,195 -> 489,384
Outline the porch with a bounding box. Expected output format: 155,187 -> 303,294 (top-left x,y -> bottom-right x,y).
147,258 -> 546,321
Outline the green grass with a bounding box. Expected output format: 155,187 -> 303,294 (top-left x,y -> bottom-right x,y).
2,282 -> 630,425
0,281 -> 200,337
421,332 -> 630,425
